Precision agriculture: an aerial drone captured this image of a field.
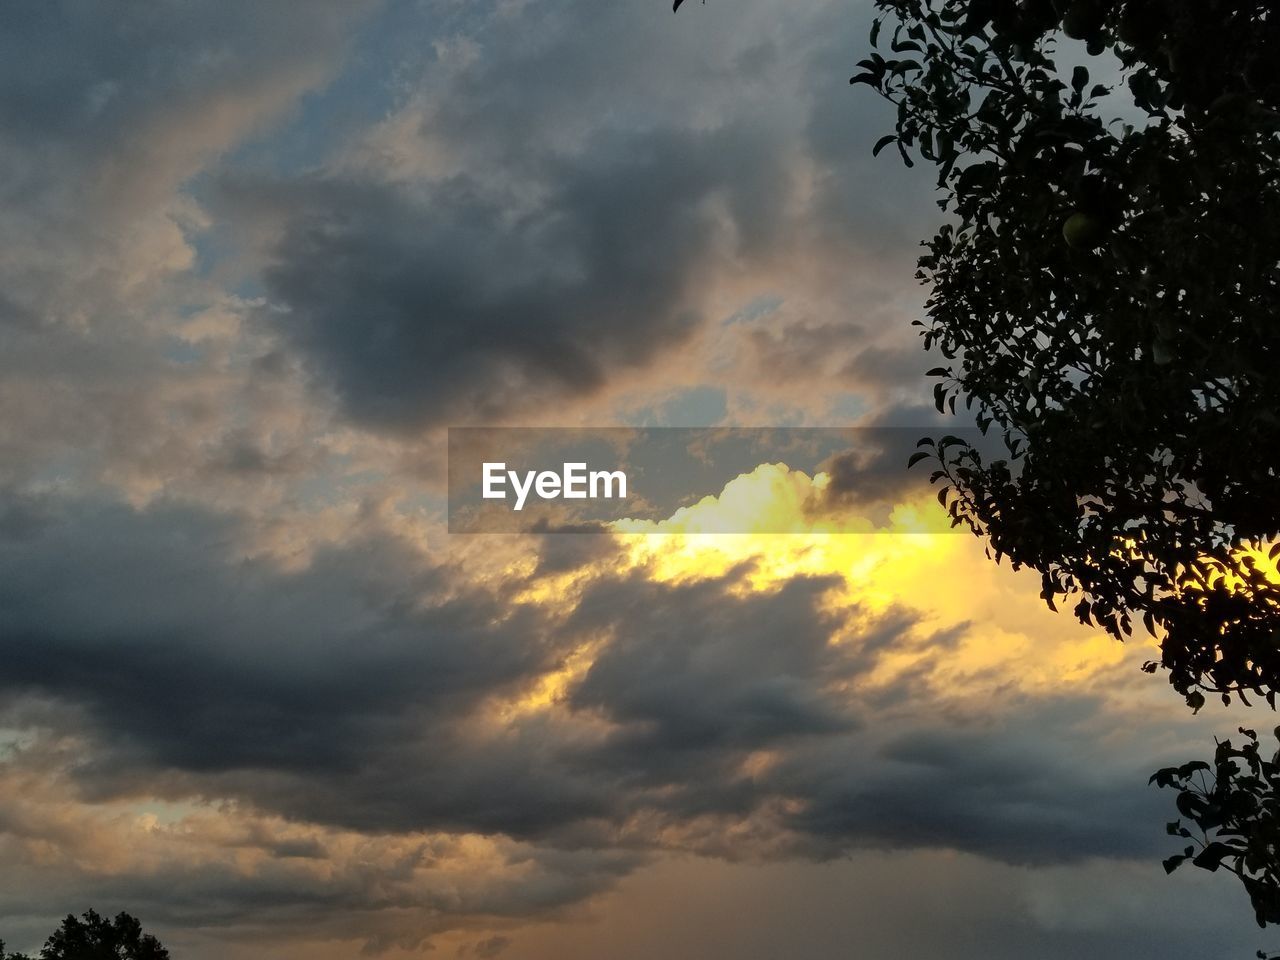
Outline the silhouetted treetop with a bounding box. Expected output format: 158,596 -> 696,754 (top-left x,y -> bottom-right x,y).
37,911 -> 169,960
854,0 -> 1280,705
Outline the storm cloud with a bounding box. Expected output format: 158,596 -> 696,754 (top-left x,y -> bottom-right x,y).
255,122 -> 783,430
0,496 -> 1186,869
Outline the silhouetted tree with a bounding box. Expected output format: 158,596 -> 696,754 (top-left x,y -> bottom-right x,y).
1154,728 -> 1280,949
840,0 -> 1280,942
36,911 -> 169,960
849,0 -> 1280,708
0,940 -> 34,960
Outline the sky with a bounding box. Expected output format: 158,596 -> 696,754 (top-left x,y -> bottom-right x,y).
0,1 -> 1269,957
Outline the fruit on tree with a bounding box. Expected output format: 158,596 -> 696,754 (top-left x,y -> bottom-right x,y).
1062,211 -> 1106,248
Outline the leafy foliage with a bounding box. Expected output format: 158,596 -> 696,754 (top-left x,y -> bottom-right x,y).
854,0 -> 1280,704
0,941 -> 33,960
36,911 -> 169,960
1154,728 -> 1280,934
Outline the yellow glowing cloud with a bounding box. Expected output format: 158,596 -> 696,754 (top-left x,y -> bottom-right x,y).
487,463 -> 1134,725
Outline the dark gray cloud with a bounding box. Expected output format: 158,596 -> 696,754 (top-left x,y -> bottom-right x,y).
1,496 -> 862,840
776,696 -> 1169,865
568,570 -> 857,758
806,427 -> 955,519
250,120 -> 786,431
0,494 -> 1182,868
0,497 -> 600,834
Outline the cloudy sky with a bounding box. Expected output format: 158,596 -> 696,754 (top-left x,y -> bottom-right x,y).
0,1 -> 1267,957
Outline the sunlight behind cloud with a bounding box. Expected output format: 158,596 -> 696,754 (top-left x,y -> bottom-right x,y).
531,462 -> 1134,708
